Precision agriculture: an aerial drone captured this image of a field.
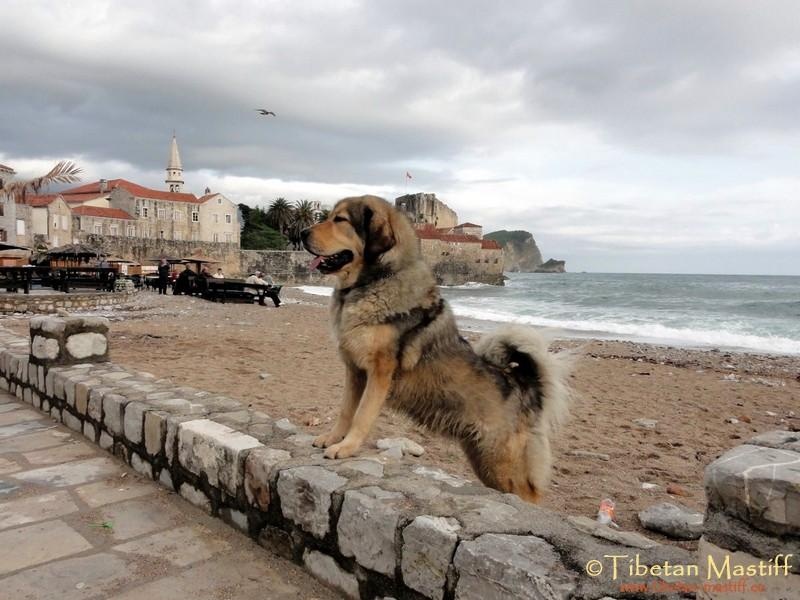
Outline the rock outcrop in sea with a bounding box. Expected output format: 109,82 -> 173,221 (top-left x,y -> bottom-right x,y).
484,230 -> 566,273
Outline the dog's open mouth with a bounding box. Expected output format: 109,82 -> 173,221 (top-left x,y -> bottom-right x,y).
309,250 -> 354,274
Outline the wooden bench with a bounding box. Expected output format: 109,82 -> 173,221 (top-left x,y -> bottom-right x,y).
204,279 -> 282,306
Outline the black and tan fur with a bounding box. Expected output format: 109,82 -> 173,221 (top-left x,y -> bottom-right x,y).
301,195 -> 569,502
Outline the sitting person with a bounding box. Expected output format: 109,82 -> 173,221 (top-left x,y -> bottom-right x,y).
173,265 -> 194,295
245,271 -> 280,307
212,268 -> 225,279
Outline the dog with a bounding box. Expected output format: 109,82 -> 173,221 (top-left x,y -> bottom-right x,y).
301,195 -> 570,502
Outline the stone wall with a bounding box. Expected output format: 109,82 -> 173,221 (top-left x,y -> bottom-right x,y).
0,319 -> 732,600
239,250 -> 327,284
0,290 -> 136,314
419,239 -> 504,286
395,193 -> 458,229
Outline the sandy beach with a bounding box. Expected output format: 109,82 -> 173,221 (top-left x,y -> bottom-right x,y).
3,289 -> 798,546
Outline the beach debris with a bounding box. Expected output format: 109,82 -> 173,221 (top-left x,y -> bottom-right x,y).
90,521 -> 114,530
376,437 -> 425,457
738,414 -> 752,423
721,373 -> 740,382
725,417 -> 739,424
633,418 -> 658,430
638,502 -> 703,540
641,482 -> 660,491
666,483 -> 690,497
303,416 -> 321,427
596,498 -> 619,528
766,411 -> 778,417
748,377 -> 784,388
259,373 -> 271,380
568,450 -> 610,461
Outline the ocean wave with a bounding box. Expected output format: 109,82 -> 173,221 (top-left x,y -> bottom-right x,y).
442,282 -> 495,290
450,306 -> 800,355
296,285 -> 333,297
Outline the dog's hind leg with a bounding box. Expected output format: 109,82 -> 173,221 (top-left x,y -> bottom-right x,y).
313,367 -> 366,448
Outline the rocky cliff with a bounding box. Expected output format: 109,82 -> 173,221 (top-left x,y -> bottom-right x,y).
484,230 -> 543,272
534,259 -> 566,273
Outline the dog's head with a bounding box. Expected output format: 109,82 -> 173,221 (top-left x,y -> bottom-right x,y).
301,195 -> 416,285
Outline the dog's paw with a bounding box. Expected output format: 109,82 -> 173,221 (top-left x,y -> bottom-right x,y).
323,439 -> 360,459
313,432 -> 344,448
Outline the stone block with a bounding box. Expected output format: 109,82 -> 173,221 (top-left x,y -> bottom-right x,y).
402,516 -> 460,599
144,411 -> 168,456
131,452 -> 153,478
102,393 -> 129,436
338,486 -> 404,576
75,379 -> 100,414
179,483 -> 211,512
638,502 -> 704,540
123,401 -> 148,445
29,316 -> 109,366
277,466 -> 347,538
99,430 -> 114,450
88,387 -> 109,422
165,415 -> 200,465
453,534 -> 577,599
303,550 -> 359,599
62,410 -> 83,433
705,443 -> 800,535
177,419 -> 262,495
244,447 -> 292,510
31,336 -> 59,361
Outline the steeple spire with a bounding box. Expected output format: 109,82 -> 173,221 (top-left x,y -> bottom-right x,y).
165,134 -> 184,193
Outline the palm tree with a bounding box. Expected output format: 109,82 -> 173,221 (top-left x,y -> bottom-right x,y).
265,197 -> 293,236
1,161 -> 82,204
289,199 -> 318,249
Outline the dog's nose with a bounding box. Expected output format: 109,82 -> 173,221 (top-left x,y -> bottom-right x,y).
300,228 -> 311,243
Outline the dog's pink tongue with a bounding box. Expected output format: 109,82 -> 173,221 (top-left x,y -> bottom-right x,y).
309,256 -> 324,270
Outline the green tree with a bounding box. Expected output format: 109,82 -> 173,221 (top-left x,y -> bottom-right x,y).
238,202 -> 288,250
289,199 -> 317,249
266,197 -> 293,236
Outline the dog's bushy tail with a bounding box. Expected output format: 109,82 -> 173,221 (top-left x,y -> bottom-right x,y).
474,325 -> 572,492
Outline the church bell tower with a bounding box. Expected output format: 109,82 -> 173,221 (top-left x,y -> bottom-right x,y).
165,134 -> 184,193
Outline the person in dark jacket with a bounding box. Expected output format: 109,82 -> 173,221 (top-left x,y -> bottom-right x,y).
157,258 -> 170,295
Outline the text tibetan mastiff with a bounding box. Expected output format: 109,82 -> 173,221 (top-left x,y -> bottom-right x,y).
301,195 -> 569,502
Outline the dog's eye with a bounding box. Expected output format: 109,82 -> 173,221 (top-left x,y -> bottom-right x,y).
333,216 -> 348,223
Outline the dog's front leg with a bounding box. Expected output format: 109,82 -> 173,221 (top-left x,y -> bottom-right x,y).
313,366 -> 366,448
324,351 -> 396,459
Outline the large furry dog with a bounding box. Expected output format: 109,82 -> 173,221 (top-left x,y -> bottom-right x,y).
301,195 -> 569,502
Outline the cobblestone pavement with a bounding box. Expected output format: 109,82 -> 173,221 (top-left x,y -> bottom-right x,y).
0,391 -> 342,600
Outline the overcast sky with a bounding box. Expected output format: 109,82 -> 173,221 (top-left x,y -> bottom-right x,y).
1,1 -> 798,274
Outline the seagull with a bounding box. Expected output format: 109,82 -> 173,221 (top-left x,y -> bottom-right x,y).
255,109 -> 276,116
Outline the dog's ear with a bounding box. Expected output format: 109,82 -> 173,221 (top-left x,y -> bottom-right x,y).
362,205 -> 395,262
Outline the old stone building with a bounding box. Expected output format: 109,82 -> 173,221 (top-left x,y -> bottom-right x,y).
395,193 -> 458,229
0,163 -> 17,243
15,136 -> 241,249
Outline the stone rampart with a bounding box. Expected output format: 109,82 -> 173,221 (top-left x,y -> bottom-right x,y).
0,290 -> 136,314
15,319 -> 793,599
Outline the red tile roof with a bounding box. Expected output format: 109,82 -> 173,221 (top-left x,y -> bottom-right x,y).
64,179 -> 202,204
481,239 -> 501,250
415,228 -> 481,244
456,222 -> 482,228
61,192 -> 108,204
22,194 -> 60,207
71,206 -> 134,220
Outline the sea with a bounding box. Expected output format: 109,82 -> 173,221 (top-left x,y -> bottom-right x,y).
298,272 -> 800,355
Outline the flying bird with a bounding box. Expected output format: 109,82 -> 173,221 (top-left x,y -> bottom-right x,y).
255,109 -> 276,116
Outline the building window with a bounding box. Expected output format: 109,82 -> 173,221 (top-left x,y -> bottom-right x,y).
109,225 -> 118,236
157,208 -> 166,220
141,207 -> 149,218
53,216 -> 58,229
126,225 -> 136,237
60,215 -> 68,229
94,224 -> 102,235
16,220 -> 25,235
217,197 -> 222,204
142,226 -> 150,238
225,214 -> 232,224
191,212 -> 199,222
0,229 -> 6,242
212,233 -> 219,242
160,230 -> 165,239
174,211 -> 182,221
225,233 -> 232,243
0,205 -> 4,217
213,214 -> 219,224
